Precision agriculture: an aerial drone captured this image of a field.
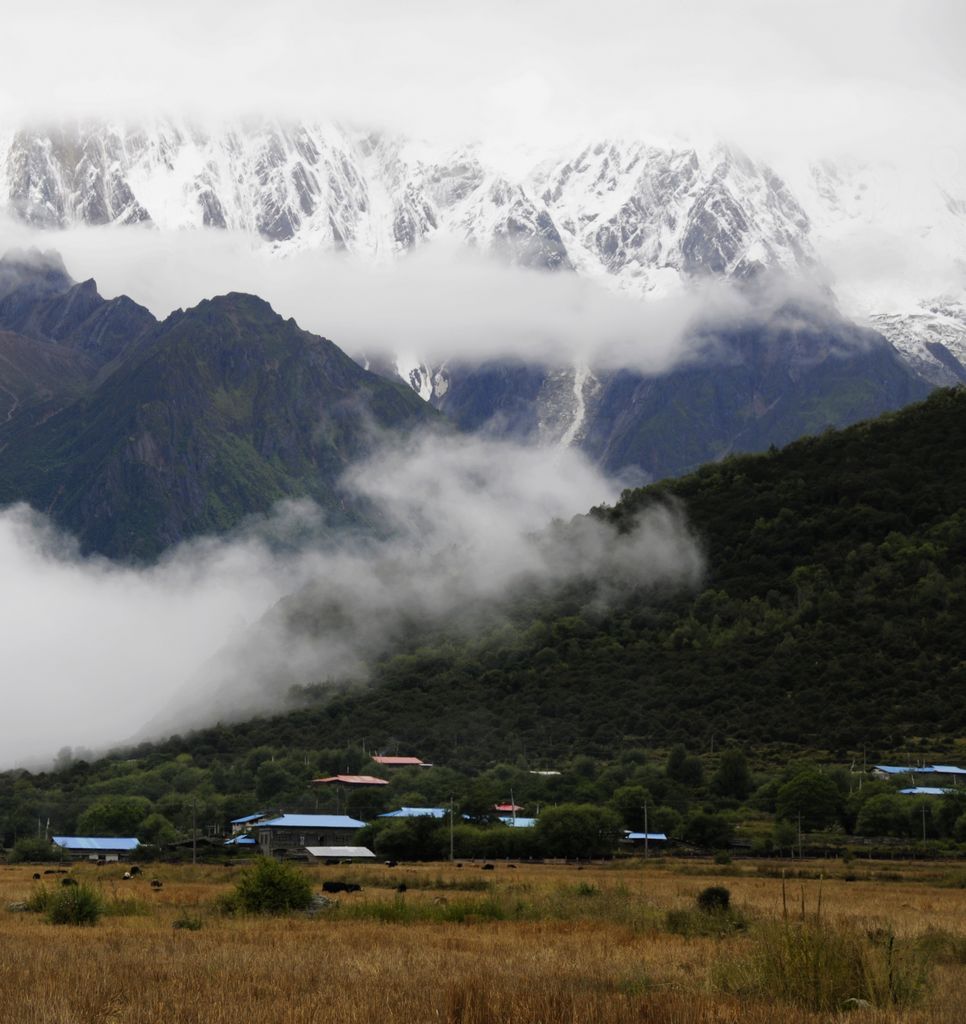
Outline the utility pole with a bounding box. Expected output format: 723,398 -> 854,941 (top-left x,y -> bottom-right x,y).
449,796 -> 455,862
644,802 -> 649,861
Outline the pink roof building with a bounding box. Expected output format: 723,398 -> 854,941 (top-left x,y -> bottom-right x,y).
312,774 -> 390,786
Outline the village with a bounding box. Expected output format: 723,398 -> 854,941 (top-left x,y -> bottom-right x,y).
34,754 -> 966,867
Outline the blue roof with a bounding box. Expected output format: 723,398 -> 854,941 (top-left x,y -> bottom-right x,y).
258,814 -> 365,829
873,765 -> 919,774
224,835 -> 258,845
625,832 -> 668,841
899,787 -> 950,796
930,765 -> 966,775
379,807 -> 447,818
498,816 -> 537,828
52,836 -> 139,851
230,812 -> 267,824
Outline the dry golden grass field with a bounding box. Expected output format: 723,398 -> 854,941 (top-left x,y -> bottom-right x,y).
1,857 -> 964,1023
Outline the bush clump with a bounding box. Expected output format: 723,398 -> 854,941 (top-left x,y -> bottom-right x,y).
45,883 -> 104,926
665,886 -> 745,938
697,886 -> 731,912
7,838 -> 60,863
232,857 -> 313,914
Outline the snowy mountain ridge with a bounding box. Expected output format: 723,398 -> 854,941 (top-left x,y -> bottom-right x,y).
1,117 -> 964,402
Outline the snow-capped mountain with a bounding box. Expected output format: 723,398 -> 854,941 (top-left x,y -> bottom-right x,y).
1,117 -> 963,427
0,119 -> 818,275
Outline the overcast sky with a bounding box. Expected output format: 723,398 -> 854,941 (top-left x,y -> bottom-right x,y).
1,0 -> 962,166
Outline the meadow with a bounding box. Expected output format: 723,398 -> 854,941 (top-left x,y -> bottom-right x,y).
1,857 -> 964,1023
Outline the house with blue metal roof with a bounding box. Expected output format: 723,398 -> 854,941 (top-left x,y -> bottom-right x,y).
498,816 -> 537,828
873,764 -> 964,786
872,765 -> 919,778
257,814 -> 366,858
230,811 -> 269,835
379,807 -> 448,819
51,836 -> 139,862
624,831 -> 668,843
224,834 -> 258,847
899,787 -> 952,796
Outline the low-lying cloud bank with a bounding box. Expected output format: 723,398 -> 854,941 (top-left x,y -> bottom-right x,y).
0,217 -> 839,377
0,432 -> 703,770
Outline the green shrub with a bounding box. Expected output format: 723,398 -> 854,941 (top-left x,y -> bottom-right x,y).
697,885 -> 731,912
25,885 -> 52,912
232,857 -> 313,914
46,883 -> 104,926
7,838 -> 58,863
173,910 -> 204,931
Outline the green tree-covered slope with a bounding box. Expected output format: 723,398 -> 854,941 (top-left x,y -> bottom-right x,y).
94,386 -> 966,764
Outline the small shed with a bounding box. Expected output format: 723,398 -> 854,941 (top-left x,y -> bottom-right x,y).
51,837 -> 139,862
305,846 -> 376,861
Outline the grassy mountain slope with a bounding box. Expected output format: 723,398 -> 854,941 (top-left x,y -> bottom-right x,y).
0,293 -> 437,558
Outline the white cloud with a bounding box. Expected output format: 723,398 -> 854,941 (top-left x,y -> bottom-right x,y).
0,433 -> 702,769
0,216 -> 785,374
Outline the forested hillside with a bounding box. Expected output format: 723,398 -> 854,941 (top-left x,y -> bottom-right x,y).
266,384 -> 966,761
1,388 -> 964,844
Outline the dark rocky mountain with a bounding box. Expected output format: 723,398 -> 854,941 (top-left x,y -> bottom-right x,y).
0,250 -> 161,432
582,309 -> 932,480
0,281 -> 437,559
428,305 -> 932,484
0,329 -> 91,424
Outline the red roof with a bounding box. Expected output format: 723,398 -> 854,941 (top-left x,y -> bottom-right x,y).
494,803 -> 524,812
312,775 -> 390,786
371,756 -> 426,767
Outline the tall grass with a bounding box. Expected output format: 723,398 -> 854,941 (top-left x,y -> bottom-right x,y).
716,914 -> 931,1010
